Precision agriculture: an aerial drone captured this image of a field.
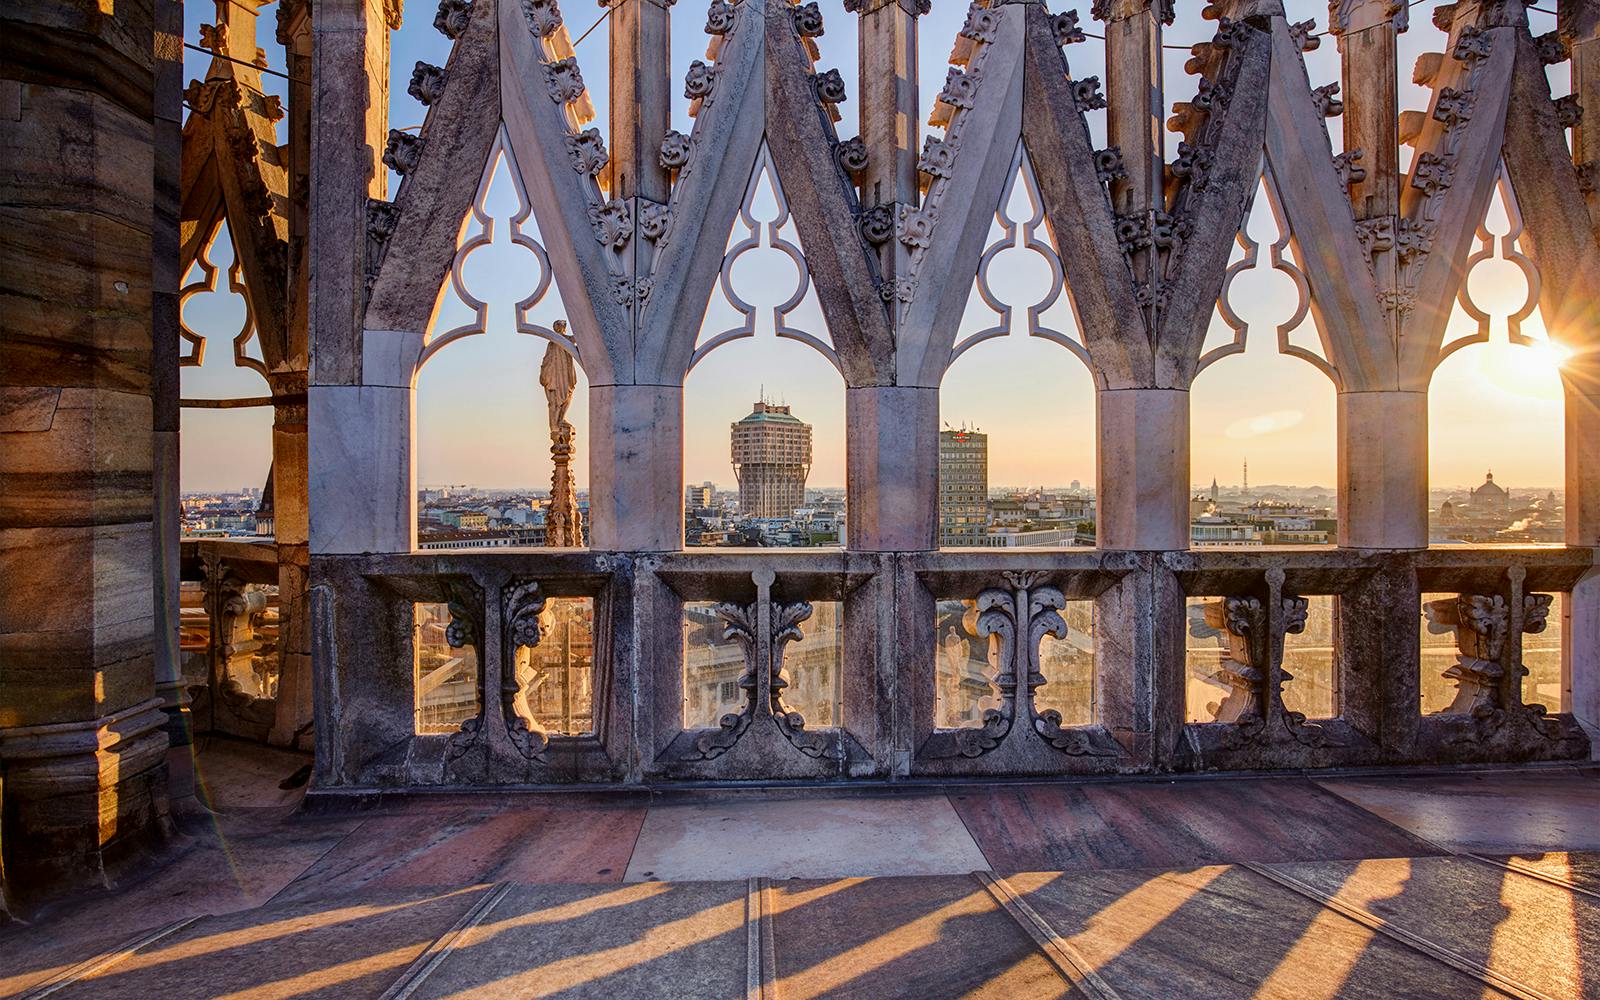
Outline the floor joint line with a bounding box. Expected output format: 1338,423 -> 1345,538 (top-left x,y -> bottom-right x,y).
974,871 -> 1123,1000
1238,861 -> 1553,1000
378,881 -> 513,1000
20,914 -> 203,999
1461,853 -> 1600,901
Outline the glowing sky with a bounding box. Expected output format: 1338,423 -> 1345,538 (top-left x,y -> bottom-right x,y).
178,0 -> 1571,495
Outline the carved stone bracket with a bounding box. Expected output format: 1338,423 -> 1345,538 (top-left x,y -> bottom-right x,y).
1424,590 -> 1567,744
769,601 -> 840,760
681,601 -> 759,760
441,579 -> 485,759
1200,596 -> 1268,747
934,571 -> 1113,759
502,580 -> 552,761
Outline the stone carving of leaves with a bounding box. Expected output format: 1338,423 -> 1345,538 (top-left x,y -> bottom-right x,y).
408,62 -> 447,106
659,130 -> 691,171
383,129 -> 423,175
568,128 -> 609,175
434,0 -> 472,38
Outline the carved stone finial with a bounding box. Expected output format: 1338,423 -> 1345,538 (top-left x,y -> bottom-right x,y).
1312,82 -> 1344,118
367,198 -> 401,243
1453,24 -> 1492,64
408,62 -> 448,106
638,202 -> 670,241
383,130 -> 423,175
1412,152 -> 1455,196
896,206 -> 935,249
1534,31 -> 1570,66
1095,146 -> 1127,185
959,3 -> 1000,43
1289,19 -> 1320,52
1170,141 -> 1211,190
938,67 -> 981,110
1333,149 -> 1366,191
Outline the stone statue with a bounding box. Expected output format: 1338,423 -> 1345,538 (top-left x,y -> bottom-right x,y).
539,330 -> 582,547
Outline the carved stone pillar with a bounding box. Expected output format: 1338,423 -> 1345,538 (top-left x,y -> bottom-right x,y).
846,386 -> 938,551
0,0 -> 171,896
1337,389 -> 1429,549
269,372 -> 312,747
153,0 -> 190,794
587,383 -> 683,551
854,0 -> 922,293
1096,387 -> 1189,550
1100,0 -> 1167,293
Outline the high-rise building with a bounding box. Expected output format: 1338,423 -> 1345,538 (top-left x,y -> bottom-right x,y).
939,428 -> 988,547
685,481 -> 715,509
731,401 -> 812,519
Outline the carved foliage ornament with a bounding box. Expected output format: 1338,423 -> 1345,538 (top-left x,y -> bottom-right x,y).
435,0 -> 472,38
1423,592 -> 1566,743
793,2 -> 824,37
547,58 -> 586,105
384,129 -> 424,175
659,130 -> 692,170
568,128 -> 609,175
523,0 -> 563,37
815,69 -> 848,105
589,199 -> 632,249
1053,10 -> 1087,46
942,572 -> 1115,760
705,0 -> 736,34
408,62 -> 448,106
836,137 -> 868,176
684,61 -> 716,101
502,580 -> 552,760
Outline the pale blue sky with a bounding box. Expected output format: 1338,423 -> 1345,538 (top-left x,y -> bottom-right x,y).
179,0 -> 1570,495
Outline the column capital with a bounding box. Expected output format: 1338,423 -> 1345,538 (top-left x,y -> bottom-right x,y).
1327,0 -> 1409,39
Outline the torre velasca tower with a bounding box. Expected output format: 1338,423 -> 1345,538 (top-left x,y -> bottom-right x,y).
731,401 -> 813,519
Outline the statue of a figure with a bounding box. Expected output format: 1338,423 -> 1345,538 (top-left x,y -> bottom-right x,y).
539,329 -> 583,546
540,323 -> 578,430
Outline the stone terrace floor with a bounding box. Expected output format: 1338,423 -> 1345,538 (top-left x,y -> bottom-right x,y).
2,739 -> 1597,999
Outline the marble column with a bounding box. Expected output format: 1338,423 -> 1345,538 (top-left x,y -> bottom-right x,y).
0,0 -> 171,896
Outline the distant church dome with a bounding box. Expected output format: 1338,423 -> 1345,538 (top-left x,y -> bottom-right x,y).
1472,471 -> 1510,511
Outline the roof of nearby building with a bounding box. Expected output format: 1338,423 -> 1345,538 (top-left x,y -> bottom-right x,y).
736,402 -> 806,426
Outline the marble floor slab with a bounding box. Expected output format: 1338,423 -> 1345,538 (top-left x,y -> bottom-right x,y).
622,794 -> 991,881
1316,768 -> 1600,853
947,778 -> 1446,873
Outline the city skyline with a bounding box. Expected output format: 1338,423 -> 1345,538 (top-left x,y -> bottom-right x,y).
175,3 -> 1571,496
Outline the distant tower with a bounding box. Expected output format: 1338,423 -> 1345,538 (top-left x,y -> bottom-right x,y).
1210,476 -> 1219,502
938,428 -> 989,547
731,401 -> 812,518
1242,458 -> 1249,495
